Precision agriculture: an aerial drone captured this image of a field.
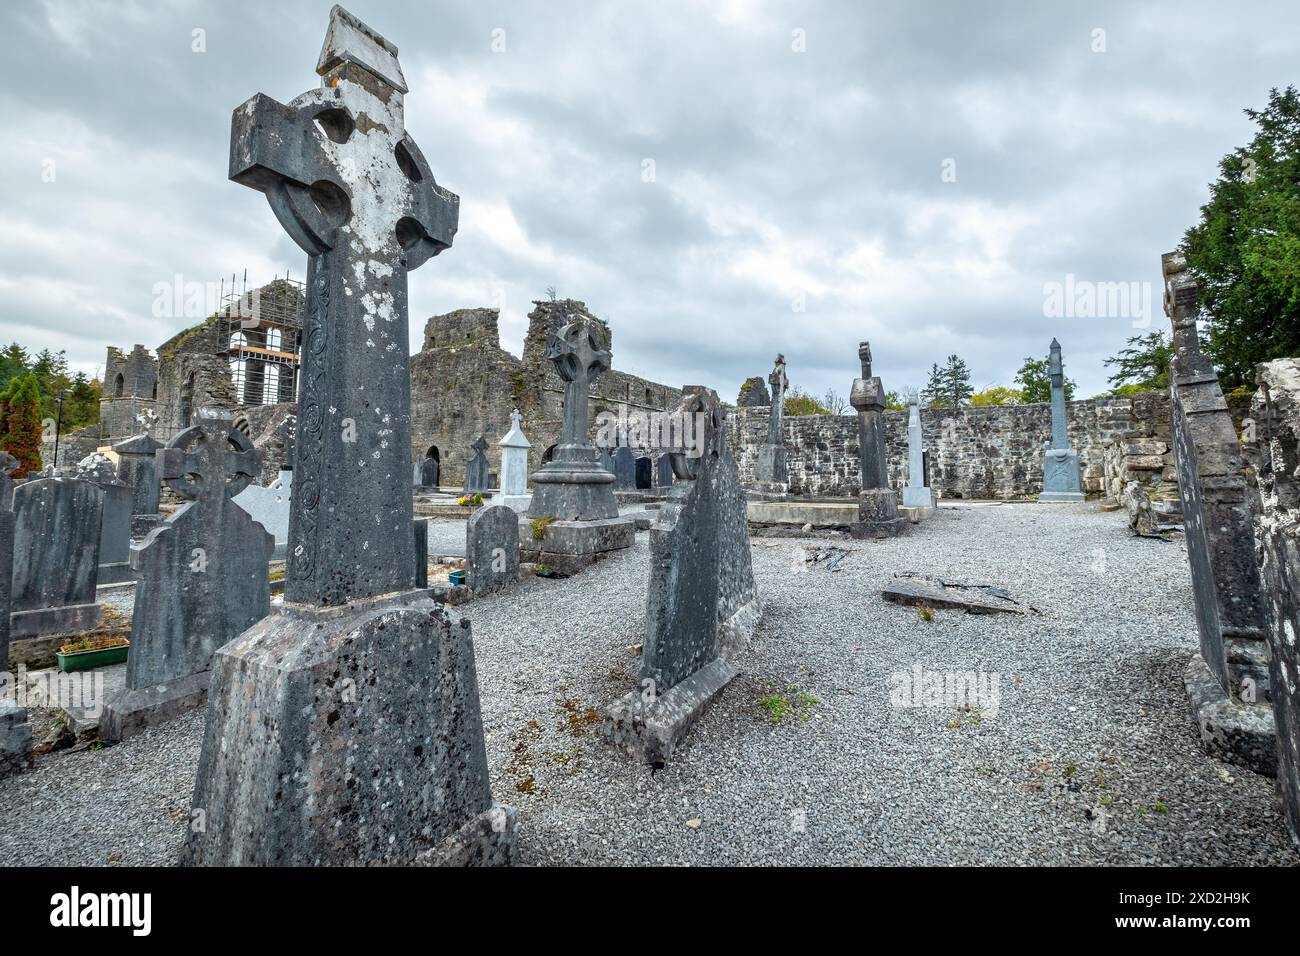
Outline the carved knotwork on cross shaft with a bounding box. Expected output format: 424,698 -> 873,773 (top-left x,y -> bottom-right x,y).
158,423 -> 261,504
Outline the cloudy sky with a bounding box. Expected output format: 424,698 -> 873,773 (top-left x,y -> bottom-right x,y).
2,0 -> 1296,402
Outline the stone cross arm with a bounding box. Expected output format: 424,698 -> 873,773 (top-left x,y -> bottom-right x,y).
158,423 -> 261,502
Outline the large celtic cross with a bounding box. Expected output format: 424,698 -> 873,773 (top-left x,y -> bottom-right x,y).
546,315 -> 612,450
229,5 -> 459,606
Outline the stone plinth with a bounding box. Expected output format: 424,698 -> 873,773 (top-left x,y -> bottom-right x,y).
519,515 -> 636,575
183,590 -> 514,865
851,488 -> 906,538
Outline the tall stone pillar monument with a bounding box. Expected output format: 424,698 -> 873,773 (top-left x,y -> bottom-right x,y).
850,342 -> 905,537
752,354 -> 789,495
901,399 -> 933,509
185,5 -> 514,866
1038,338 -> 1085,502
498,408 -> 532,512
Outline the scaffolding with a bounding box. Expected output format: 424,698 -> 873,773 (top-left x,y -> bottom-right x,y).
217,271 -> 305,407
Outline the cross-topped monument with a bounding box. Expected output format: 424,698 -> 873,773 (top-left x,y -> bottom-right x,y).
753,353 -> 790,492
102,418 -> 274,741
849,340 -> 905,537
229,3 -> 458,606
186,6 -> 514,868
526,314 -> 620,521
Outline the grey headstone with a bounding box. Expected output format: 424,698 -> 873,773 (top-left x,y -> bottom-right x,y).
102,420 -> 274,741
186,5 -> 513,867
463,435 -> 489,493
603,387 -> 761,765
612,446 -> 637,490
419,454 -> 439,488
414,518 -> 428,588
10,477 -> 104,639
467,504 -> 519,594
1039,339 -> 1085,501
655,453 -> 674,489
1163,252 -> 1272,772
113,434 -> 163,516
901,402 -> 934,509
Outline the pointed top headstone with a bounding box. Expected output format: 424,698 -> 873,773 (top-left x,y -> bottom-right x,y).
499,409 -> 531,449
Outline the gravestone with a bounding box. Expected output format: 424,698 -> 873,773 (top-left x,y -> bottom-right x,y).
78,453 -> 134,585
232,467 -> 292,559
463,435 -> 490,493
418,451 -> 439,488
523,314 -> 635,574
113,434 -> 162,516
1038,338 -> 1085,502
901,401 -> 934,509
655,453 -> 673,489
185,6 -> 513,866
635,456 -> 653,490
10,477 -> 104,641
612,445 -> 637,490
604,387 -> 761,764
0,455 -> 30,779
752,354 -> 789,494
1252,356 -> 1300,848
1163,253 -> 1273,773
467,504 -> 520,594
849,342 -> 905,538
101,420 -> 274,741
497,409 -> 531,512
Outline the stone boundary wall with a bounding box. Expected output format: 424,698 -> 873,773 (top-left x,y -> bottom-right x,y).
727,391 -> 1172,500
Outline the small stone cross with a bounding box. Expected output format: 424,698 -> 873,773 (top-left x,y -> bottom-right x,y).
158,422 -> 261,504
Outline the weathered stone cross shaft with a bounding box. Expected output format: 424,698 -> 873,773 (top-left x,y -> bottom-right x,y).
228,4 -> 459,605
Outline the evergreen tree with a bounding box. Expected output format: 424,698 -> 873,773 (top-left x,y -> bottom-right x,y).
924,356 -> 974,407
2,374 -> 44,475
1183,87 -> 1300,389
1014,355 -> 1077,404
1104,331 -> 1173,393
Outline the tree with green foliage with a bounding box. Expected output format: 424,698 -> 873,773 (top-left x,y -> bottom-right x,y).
1014,354 -> 1076,404
924,355 -> 974,408
783,386 -> 829,417
969,385 -> 1024,406
1183,86 -> 1300,390
2,374 -> 44,475
1104,330 -> 1172,394
883,390 -> 908,411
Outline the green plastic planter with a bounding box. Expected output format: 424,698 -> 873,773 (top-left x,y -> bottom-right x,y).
448,569 -> 466,586
56,643 -> 129,673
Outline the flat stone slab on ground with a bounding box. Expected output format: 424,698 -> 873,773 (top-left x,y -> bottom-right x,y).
882,575 -> 1034,615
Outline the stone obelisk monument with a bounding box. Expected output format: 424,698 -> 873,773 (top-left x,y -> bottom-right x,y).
901,398 -> 934,509
850,342 -> 905,538
185,5 -> 514,866
1038,338 -> 1085,502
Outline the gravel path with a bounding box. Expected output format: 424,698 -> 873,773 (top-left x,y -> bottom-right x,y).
1,502 -> 1293,866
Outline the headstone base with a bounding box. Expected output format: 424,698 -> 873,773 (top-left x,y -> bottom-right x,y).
1184,655 -> 1277,777
902,486 -> 934,509
10,603 -> 104,641
184,589 -> 507,866
519,516 -> 636,576
602,657 -> 737,766
413,804 -> 518,866
1038,491 -> 1086,502
849,489 -> 906,539
526,455 -> 619,521
0,705 -> 33,779
100,670 -> 210,742
1040,448 -> 1085,501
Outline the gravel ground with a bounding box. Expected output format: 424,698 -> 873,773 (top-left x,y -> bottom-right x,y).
1,501 -> 1293,866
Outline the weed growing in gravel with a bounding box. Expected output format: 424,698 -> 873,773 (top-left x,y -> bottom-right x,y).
760,685 -> 818,723
531,515 -> 556,540
917,604 -> 935,622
